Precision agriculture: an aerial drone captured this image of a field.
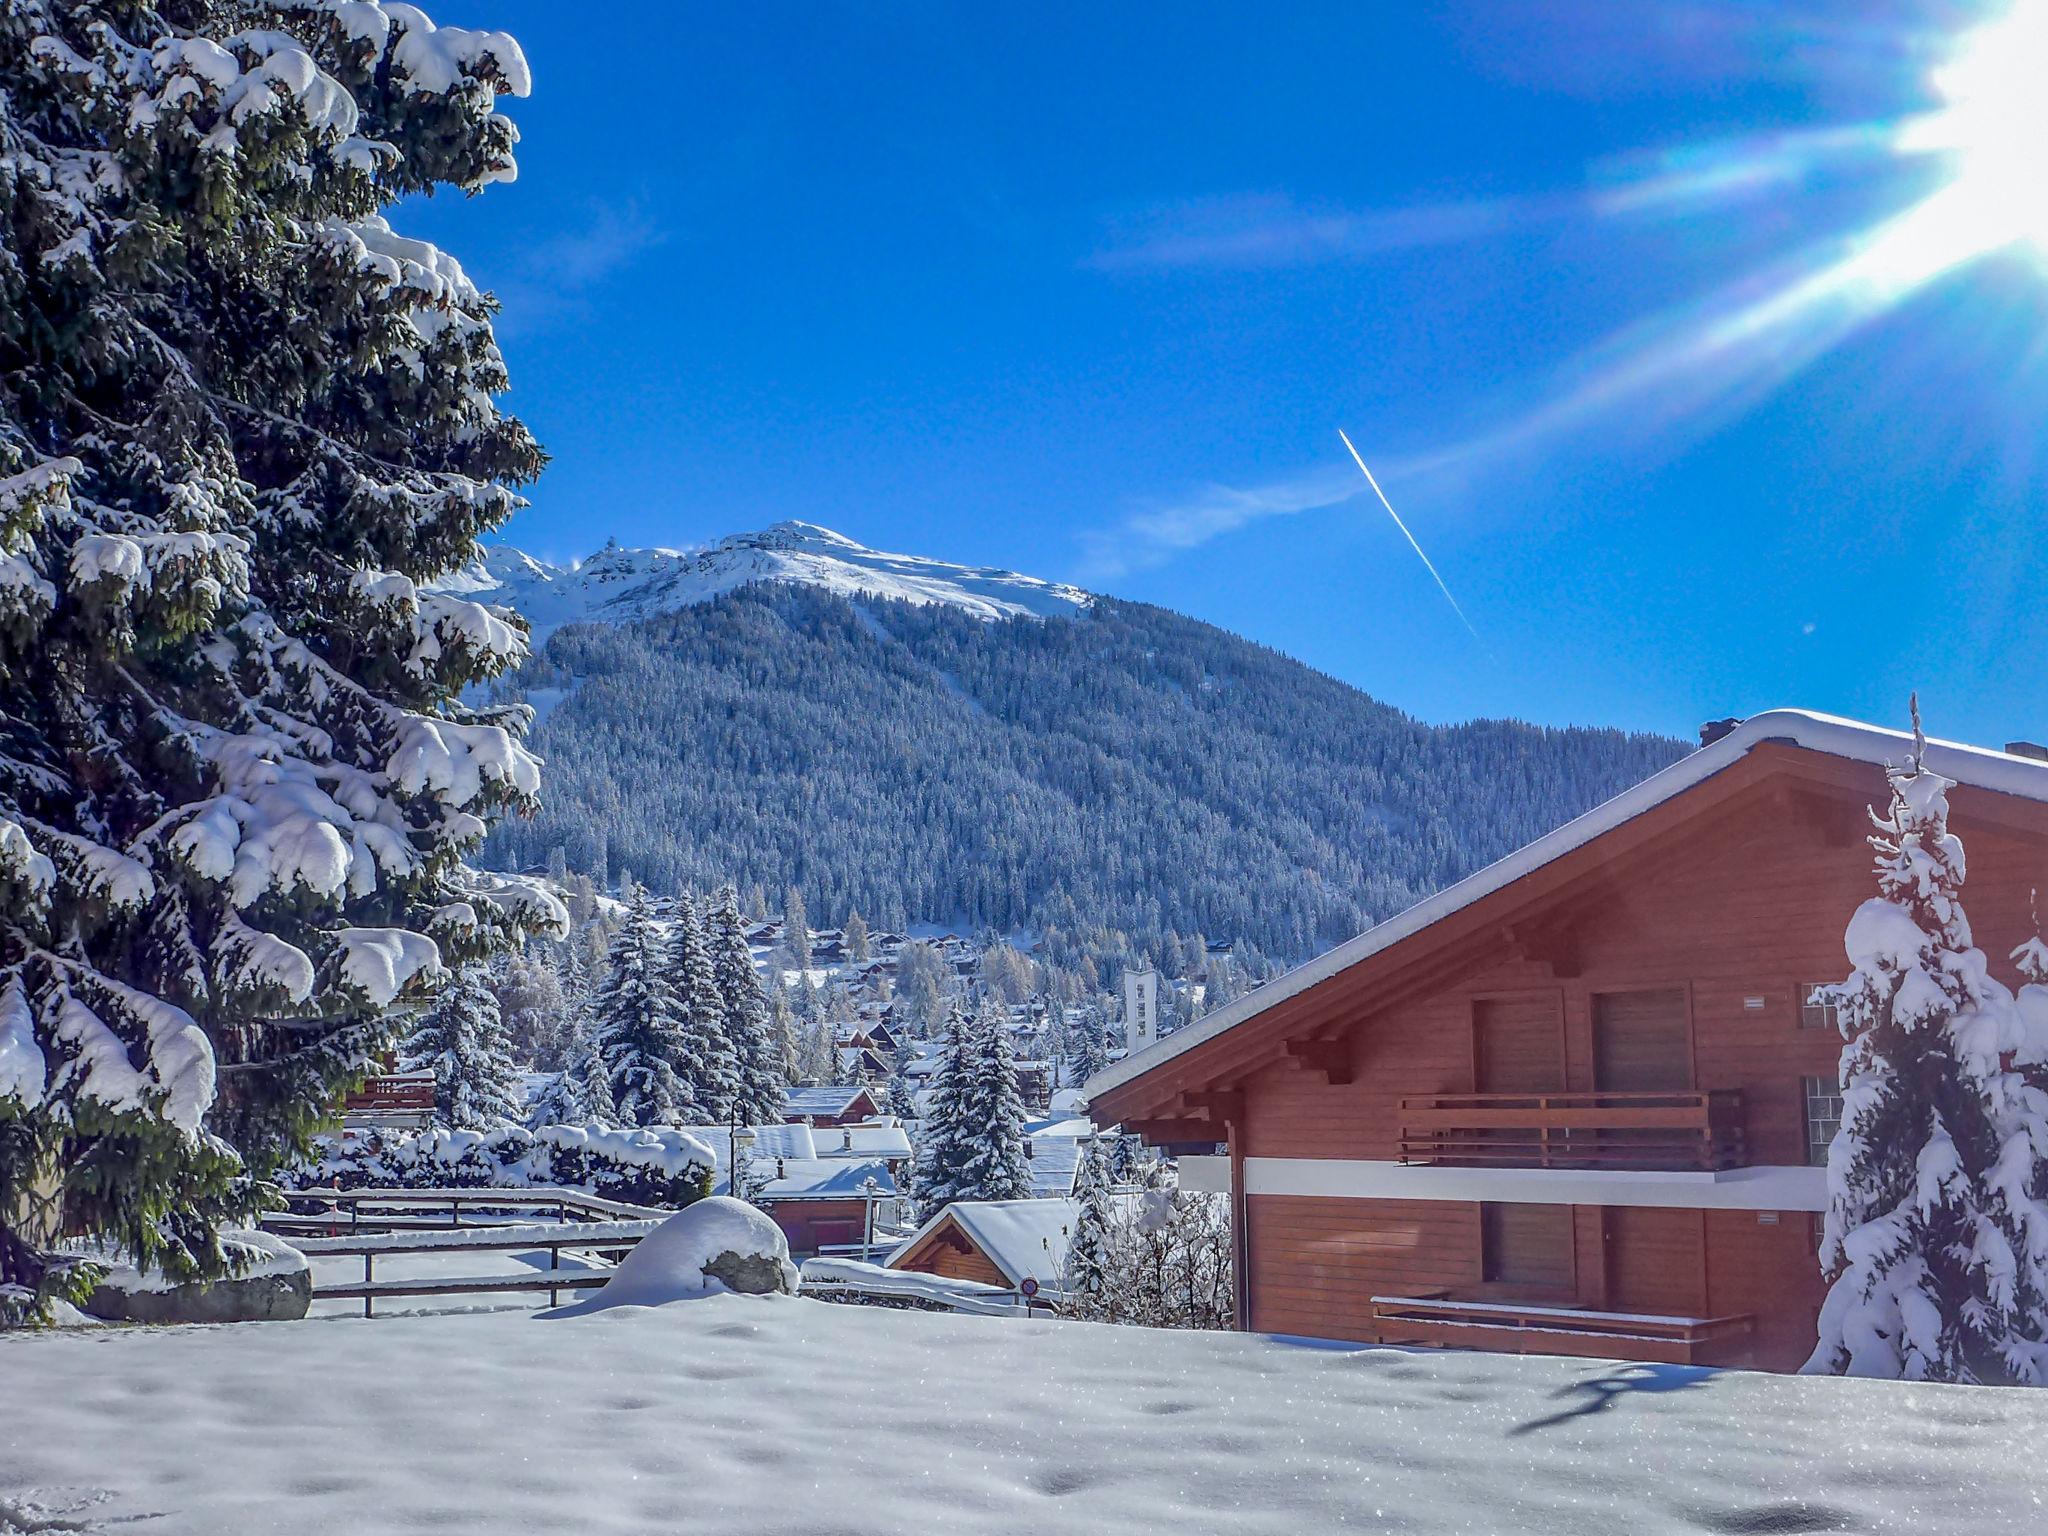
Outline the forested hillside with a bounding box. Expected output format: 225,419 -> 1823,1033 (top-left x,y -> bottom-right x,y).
487,582 -> 1687,963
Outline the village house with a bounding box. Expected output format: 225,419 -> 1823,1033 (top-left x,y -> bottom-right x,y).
783,1085 -> 885,1126
889,1197 -> 1080,1301
1084,711 -> 2048,1371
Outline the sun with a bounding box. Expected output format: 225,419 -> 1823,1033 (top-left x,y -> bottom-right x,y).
1903,1 -> 2048,257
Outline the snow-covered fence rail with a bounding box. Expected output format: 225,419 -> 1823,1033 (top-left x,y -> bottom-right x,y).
799,1257 -> 1033,1318
278,1199 -> 665,1316
267,1184 -> 670,1237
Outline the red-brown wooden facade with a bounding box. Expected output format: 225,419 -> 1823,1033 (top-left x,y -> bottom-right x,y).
1089,731 -> 2048,1371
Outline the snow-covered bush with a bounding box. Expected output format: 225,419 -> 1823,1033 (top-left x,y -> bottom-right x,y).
1062,1188 -> 1233,1331
1804,702 -> 2048,1384
294,1123 -> 715,1210
0,0 -> 558,1318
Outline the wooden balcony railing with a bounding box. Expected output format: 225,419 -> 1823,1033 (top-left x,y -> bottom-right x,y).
342,1071 -> 436,1121
1370,1293 -> 1754,1366
1397,1089 -> 1745,1171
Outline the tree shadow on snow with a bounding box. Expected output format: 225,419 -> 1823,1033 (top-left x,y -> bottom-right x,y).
1508,1362 -> 1714,1437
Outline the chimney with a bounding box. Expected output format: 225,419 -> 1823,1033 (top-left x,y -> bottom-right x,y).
1698,717 -> 1744,748
2006,740 -> 2048,763
1022,1139 -> 1035,1159
775,1157 -> 786,1180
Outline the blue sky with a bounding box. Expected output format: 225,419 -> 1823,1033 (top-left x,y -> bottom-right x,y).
404,1 -> 2048,746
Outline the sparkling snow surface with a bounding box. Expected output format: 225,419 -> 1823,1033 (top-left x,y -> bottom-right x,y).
7,1301 -> 2046,1534
433,520 -> 1092,641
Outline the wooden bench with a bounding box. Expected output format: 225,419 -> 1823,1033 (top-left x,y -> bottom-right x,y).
1369,1293 -> 1753,1365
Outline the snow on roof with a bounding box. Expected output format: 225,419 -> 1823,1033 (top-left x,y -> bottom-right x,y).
808,1120 -> 914,1160
680,1123 -> 817,1172
893,1198 -> 1080,1291
783,1085 -> 876,1118
749,1157 -> 898,1202
1025,1137 -> 1084,1198
1024,1116 -> 1097,1140
1083,707 -> 2048,1103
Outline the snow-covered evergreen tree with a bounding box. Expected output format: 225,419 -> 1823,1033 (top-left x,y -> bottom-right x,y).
1069,1012 -> 1109,1087
593,889 -> 692,1128
910,1013 -> 973,1220
1806,702 -> 2048,1384
402,965 -> 521,1129
709,884 -> 782,1124
781,885 -> 812,974
668,891 -> 737,1123
956,998 -> 1032,1202
843,910 -> 871,963
0,0 -> 561,1314
1062,1135 -> 1115,1311
493,952 -> 568,1069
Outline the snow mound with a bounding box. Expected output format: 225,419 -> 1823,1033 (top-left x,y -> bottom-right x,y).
432,521 -> 1092,643
561,1198 -> 795,1312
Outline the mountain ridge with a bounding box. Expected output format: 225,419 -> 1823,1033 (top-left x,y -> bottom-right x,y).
439,520 -> 1093,642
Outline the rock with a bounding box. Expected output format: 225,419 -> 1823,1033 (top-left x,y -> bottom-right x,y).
702,1246 -> 798,1296
552,1197 -> 799,1314
82,1230 -> 311,1325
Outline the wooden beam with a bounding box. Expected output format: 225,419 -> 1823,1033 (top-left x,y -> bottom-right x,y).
1182,1090 -> 1245,1122
1284,1038 -> 1353,1085
1124,1118 -> 1225,1146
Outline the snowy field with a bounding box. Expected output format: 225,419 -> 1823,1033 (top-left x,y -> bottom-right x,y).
7,1299 -> 2047,1536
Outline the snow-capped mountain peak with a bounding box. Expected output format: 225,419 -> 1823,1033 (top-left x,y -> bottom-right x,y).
433,521 -> 1092,640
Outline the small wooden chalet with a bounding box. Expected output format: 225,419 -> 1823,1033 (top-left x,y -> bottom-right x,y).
782,1085 -> 884,1127
1084,711 -> 2048,1371
889,1198 -> 1080,1297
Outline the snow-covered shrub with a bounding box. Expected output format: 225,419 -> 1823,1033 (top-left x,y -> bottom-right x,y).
1062,1188 -> 1233,1331
294,1123 -> 715,1210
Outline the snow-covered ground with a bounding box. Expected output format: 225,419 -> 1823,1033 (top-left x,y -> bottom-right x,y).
7,1298 -> 2044,1535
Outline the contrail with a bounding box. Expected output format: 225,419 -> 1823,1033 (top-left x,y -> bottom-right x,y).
1337,428 -> 1482,644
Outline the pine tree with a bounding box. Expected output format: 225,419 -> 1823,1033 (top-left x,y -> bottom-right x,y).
782,885 -> 812,975
1063,1135 -> 1115,1314
956,998 -> 1033,1202
0,2 -> 559,1314
710,884 -> 783,1125
1069,1011 -> 1109,1087
404,965 -> 522,1129
594,888 -> 692,1127
910,1013 -> 973,1220
843,909 -> 871,963
1806,701 -> 2048,1383
668,891 -> 737,1123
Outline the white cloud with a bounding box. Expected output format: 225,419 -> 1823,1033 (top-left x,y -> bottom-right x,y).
1075,463 -> 1362,581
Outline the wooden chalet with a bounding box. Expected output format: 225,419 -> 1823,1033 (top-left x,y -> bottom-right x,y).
1084,711 -> 2048,1371
889,1198 -> 1079,1297
782,1085 -> 884,1127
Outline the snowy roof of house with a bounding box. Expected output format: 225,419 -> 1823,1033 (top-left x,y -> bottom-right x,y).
679,1123 -> 818,1174
1024,1137 -> 1083,1198
748,1157 -> 898,1202
1084,707 -> 2048,1103
890,1198 -> 1079,1291
783,1086 -> 876,1118
1023,1115 -> 1097,1140
807,1121 -> 914,1160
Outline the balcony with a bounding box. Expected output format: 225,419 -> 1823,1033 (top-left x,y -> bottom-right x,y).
1370,1293 -> 1754,1366
1397,1089 -> 1746,1172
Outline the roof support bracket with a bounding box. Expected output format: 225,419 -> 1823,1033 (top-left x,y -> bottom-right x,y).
1285,1038 -> 1353,1085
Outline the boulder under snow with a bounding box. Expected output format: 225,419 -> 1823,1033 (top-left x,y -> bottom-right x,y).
560,1197 -> 798,1314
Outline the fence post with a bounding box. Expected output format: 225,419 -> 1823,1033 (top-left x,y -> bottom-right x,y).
364,1250 -> 374,1319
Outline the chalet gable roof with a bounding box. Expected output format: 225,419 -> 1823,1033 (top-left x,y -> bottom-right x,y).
1083,708 -> 2048,1107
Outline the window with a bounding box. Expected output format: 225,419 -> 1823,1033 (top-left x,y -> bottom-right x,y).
1480,1202 -> 1574,1291
1803,1075 -> 1843,1167
1800,983 -> 1841,1032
